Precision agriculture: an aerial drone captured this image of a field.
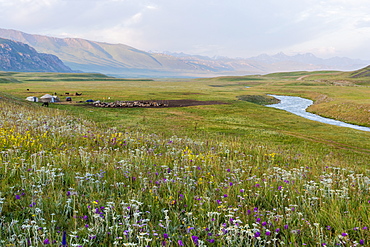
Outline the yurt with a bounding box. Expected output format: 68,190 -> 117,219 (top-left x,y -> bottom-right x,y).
26,96 -> 38,102
40,94 -> 60,103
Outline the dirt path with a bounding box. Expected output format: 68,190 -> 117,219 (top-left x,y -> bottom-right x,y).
296,75 -> 310,80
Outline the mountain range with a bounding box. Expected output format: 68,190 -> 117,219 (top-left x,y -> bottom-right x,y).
0,37 -> 72,73
0,28 -> 369,77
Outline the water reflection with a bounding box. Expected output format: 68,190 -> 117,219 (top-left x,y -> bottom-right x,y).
267,94 -> 370,132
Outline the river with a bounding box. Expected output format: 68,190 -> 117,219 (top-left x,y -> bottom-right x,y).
267,94 -> 370,132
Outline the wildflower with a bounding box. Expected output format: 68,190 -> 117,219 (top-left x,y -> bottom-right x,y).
223,194 -> 228,198
61,231 -> 67,246
191,235 -> 199,245
15,195 -> 21,200
341,232 -> 348,237
275,228 -> 280,233
266,231 -> 271,236
326,226 -> 331,230
359,239 -> 364,245
43,239 -> 50,244
207,239 -> 215,243
284,224 -> 289,229
178,240 -> 184,246
254,231 -> 261,238
163,233 -> 169,239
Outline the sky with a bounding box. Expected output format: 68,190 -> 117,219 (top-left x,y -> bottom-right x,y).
1,0 -> 370,60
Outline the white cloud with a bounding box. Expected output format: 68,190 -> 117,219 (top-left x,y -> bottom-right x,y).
1,0 -> 370,59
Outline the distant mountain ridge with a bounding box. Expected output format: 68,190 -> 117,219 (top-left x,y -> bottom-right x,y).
0,37 -> 72,73
0,28 -> 368,77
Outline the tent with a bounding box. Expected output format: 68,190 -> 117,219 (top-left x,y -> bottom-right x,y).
26,96 -> 38,102
40,94 -> 60,103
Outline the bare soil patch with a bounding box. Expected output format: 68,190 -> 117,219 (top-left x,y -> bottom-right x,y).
65,99 -> 227,108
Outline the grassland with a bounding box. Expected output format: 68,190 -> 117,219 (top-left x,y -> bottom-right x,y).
0,70 -> 369,246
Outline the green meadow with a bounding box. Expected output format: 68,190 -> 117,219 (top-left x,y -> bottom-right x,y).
0,70 -> 369,246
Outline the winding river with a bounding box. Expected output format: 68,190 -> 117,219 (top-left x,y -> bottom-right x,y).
267,95 -> 370,132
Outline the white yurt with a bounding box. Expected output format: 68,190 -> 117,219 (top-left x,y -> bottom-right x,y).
26,96 -> 39,102
40,94 -> 60,103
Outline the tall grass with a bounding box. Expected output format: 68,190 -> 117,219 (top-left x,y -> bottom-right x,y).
0,94 -> 369,246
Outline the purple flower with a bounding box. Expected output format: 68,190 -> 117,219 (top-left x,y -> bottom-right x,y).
262,221 -> 267,226
278,186 -> 282,190
191,235 -> 199,245
61,231 -> 67,246
265,231 -> 271,236
362,226 -> 368,230
284,224 -> 289,229
326,226 -> 331,230
254,231 -> 261,238
178,240 -> 184,246
223,194 -> 228,198
240,189 -> 245,193
15,195 -> 21,200
43,239 -> 50,244
275,228 -> 280,233
256,218 -> 261,222
187,227 -> 195,233
163,233 -> 169,239
341,232 -> 348,237
359,239 -> 365,245
207,239 -> 215,243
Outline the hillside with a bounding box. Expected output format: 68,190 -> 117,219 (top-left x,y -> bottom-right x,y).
350,65 -> 370,78
0,28 -> 369,77
0,38 -> 72,73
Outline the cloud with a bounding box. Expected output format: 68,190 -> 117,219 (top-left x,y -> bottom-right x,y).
1,0 -> 370,59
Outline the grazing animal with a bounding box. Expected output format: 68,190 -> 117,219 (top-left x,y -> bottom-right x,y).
26,89 -> 29,91
75,92 -> 82,96
42,102 -> 49,107
65,92 -> 69,95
